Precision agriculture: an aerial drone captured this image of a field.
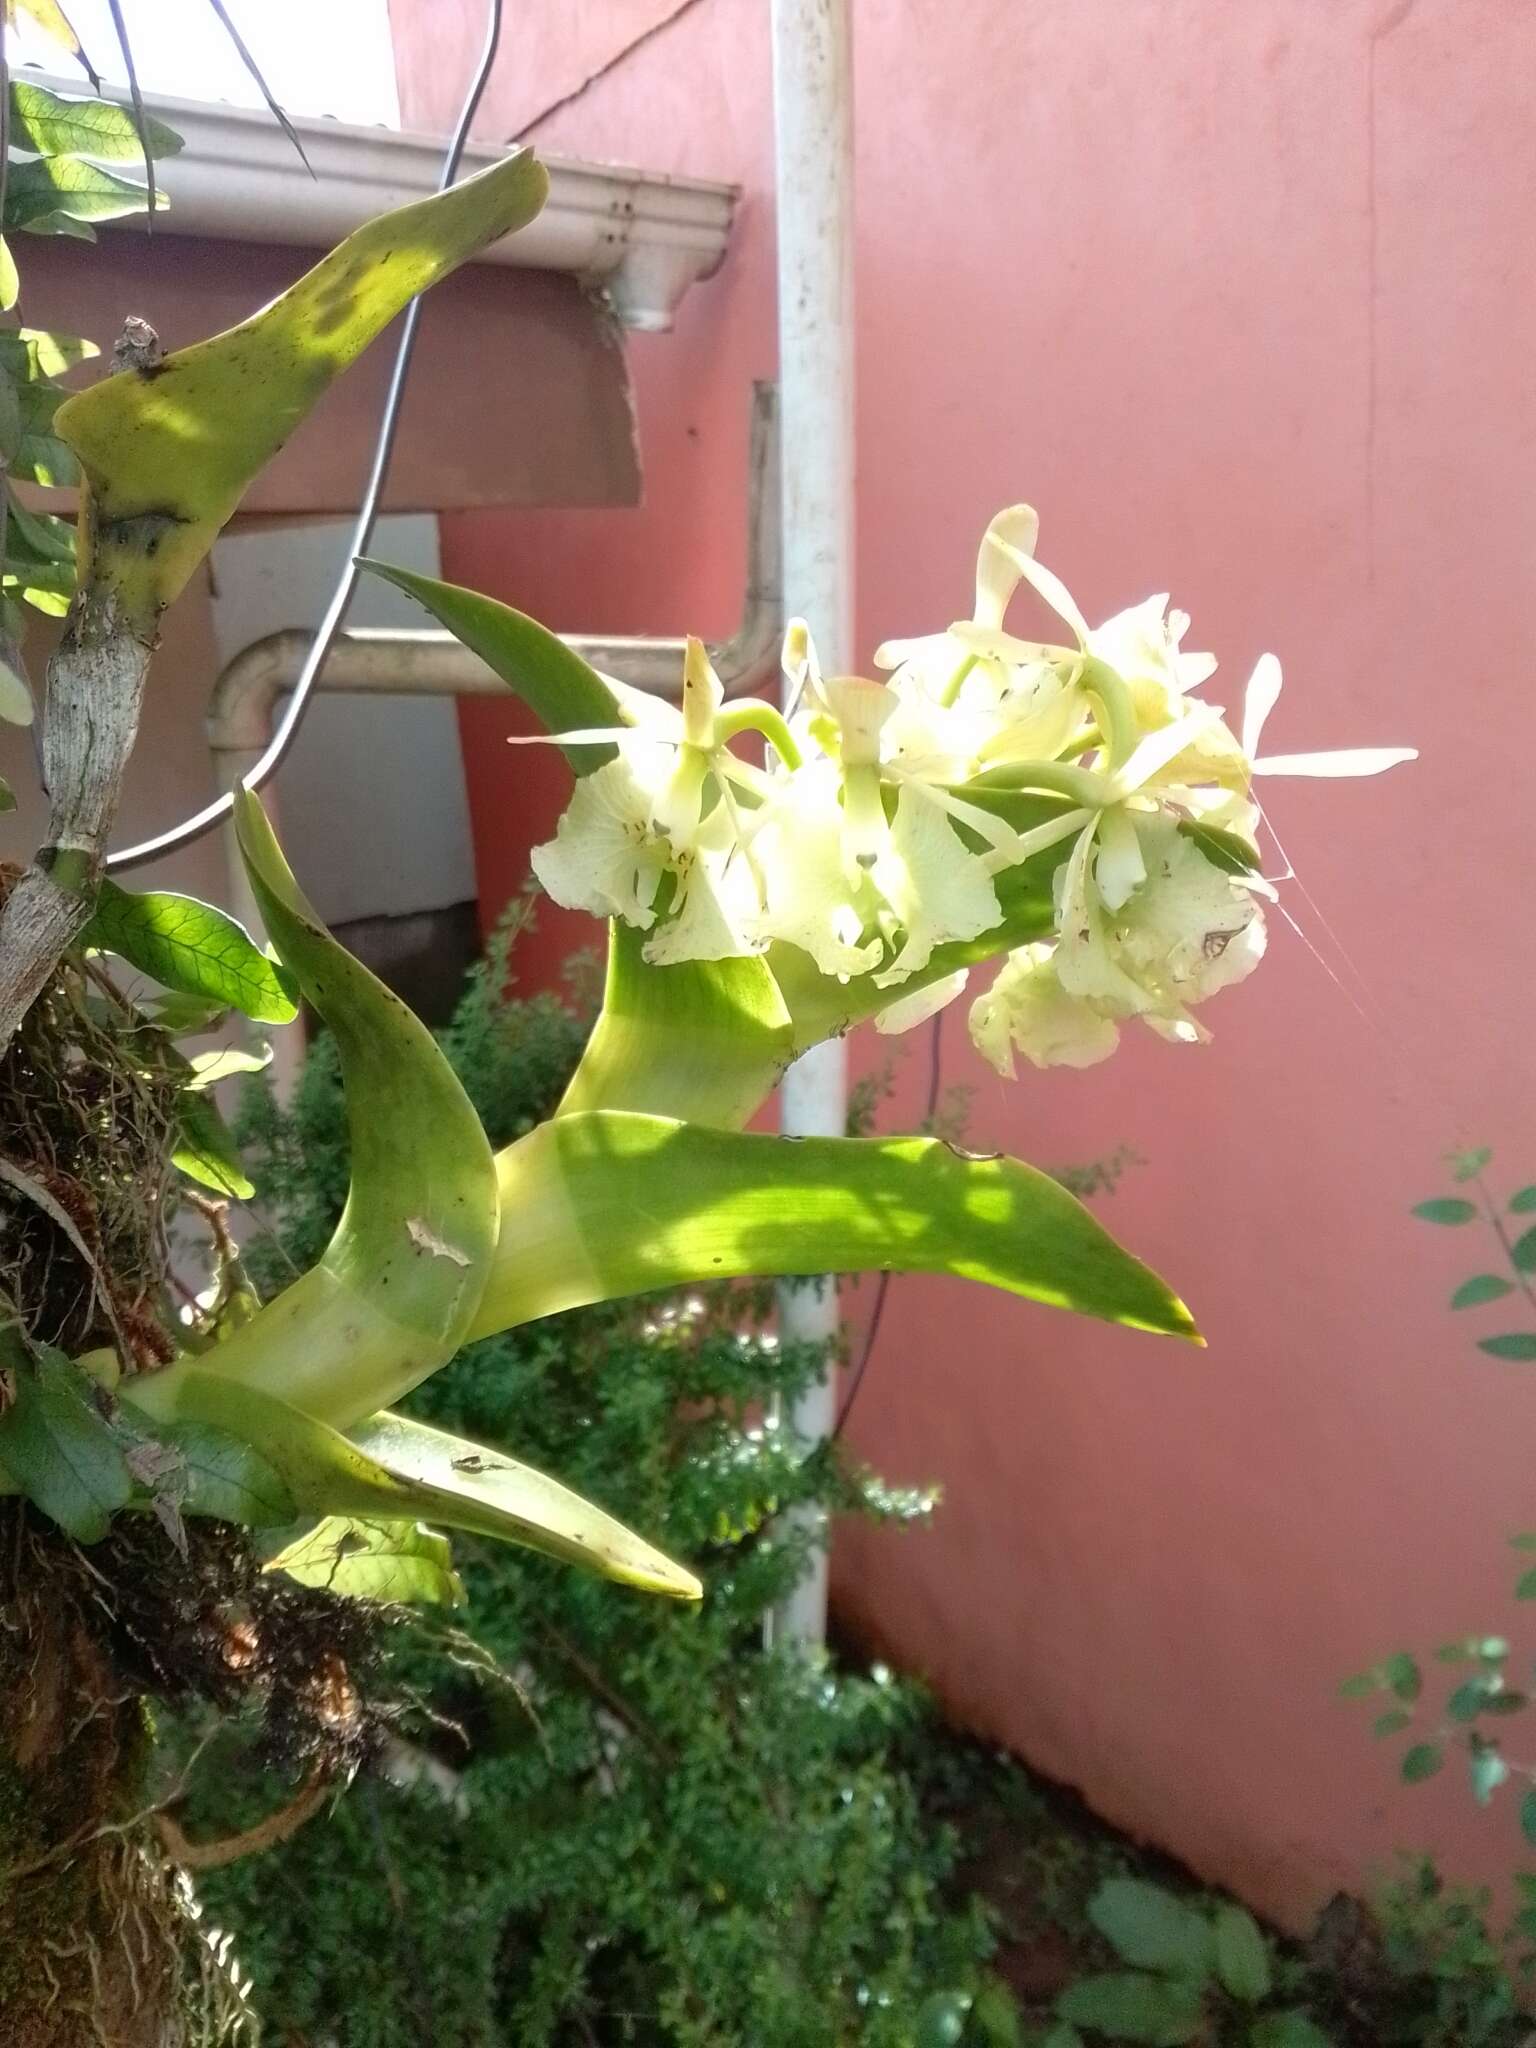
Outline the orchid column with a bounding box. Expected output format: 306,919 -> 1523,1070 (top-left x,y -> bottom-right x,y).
769,0 -> 857,1646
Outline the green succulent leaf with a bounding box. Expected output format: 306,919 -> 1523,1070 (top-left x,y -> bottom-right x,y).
476,1112 -> 1199,1346
345,1408 -> 699,1598
1055,1972 -> 1204,2045
1086,1880 -> 1213,1979
1212,1903 -> 1271,2002
56,149 -> 549,618
1510,1186 -> 1536,1214
81,878 -> 299,1022
143,791 -> 499,1428
134,1371 -> 700,1601
266,1515 -> 464,1607
560,921 -> 794,1130
0,1340 -> 131,1541
8,78 -> 183,161
356,562 -> 621,777
1510,1226 -> 1536,1272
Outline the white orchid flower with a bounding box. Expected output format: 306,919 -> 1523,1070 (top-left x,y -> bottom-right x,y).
527,637 -> 799,957
969,943 -> 1120,1075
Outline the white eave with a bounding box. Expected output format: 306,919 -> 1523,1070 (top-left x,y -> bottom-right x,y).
27,72 -> 738,332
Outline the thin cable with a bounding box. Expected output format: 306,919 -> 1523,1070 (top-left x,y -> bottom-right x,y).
832,1008 -> 946,1440
106,0 -> 506,874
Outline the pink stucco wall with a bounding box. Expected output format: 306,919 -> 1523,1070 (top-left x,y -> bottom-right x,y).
392,0 -> 1536,1924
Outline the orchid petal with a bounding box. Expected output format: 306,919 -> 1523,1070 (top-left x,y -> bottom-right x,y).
968,943 -> 1120,1076
1240,652 -> 1283,760
1252,747 -> 1418,778
1095,809 -> 1147,912
874,968 -> 969,1036
872,784 -> 1002,982
975,504 -> 1040,630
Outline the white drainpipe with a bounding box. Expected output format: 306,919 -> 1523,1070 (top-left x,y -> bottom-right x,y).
207,384 -> 782,1090
31,73 -> 736,332
768,0 -> 856,1648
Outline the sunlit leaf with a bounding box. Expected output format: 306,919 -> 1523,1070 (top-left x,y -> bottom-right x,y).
81,878 -> 299,1022
560,920 -> 794,1130
6,154 -> 164,231
173,1090 -> 255,1200
350,1408 -> 702,1597
356,563 -> 622,777
134,1370 -> 700,1601
57,150 -> 550,617
475,1111 -> 1199,1346
0,325 -> 100,377
0,236 -> 16,313
9,79 -> 184,162
141,792 -> 499,1429
267,1516 -> 464,1607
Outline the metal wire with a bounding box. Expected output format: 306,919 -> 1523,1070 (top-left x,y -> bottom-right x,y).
106,0 -> 507,873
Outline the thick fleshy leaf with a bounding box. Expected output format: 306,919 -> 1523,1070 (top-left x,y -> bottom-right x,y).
349,1408 -> 702,1598
82,878 -> 299,1022
146,793 -> 501,1428
8,78 -> 184,162
357,561 -> 622,776
267,1516 -> 464,1607
135,1370 -> 700,1601
559,920 -> 795,1128
55,150 -> 549,614
474,1111 -> 1199,1344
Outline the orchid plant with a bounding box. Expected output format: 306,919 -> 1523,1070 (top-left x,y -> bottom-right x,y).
0,135 -> 1412,2044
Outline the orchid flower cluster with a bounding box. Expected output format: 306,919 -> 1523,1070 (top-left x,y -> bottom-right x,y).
530,507 -> 1413,1073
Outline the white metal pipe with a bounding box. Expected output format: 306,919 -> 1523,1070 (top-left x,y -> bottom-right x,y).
29,73 -> 736,333
768,0 -> 856,1649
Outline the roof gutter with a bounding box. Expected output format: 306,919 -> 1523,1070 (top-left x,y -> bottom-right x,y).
28,72 -> 737,332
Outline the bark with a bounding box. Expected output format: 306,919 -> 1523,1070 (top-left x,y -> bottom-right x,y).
0,1505 -> 196,2047
0,578 -> 156,1051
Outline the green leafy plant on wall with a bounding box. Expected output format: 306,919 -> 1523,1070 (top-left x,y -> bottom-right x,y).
1342,1151 -> 1536,1836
